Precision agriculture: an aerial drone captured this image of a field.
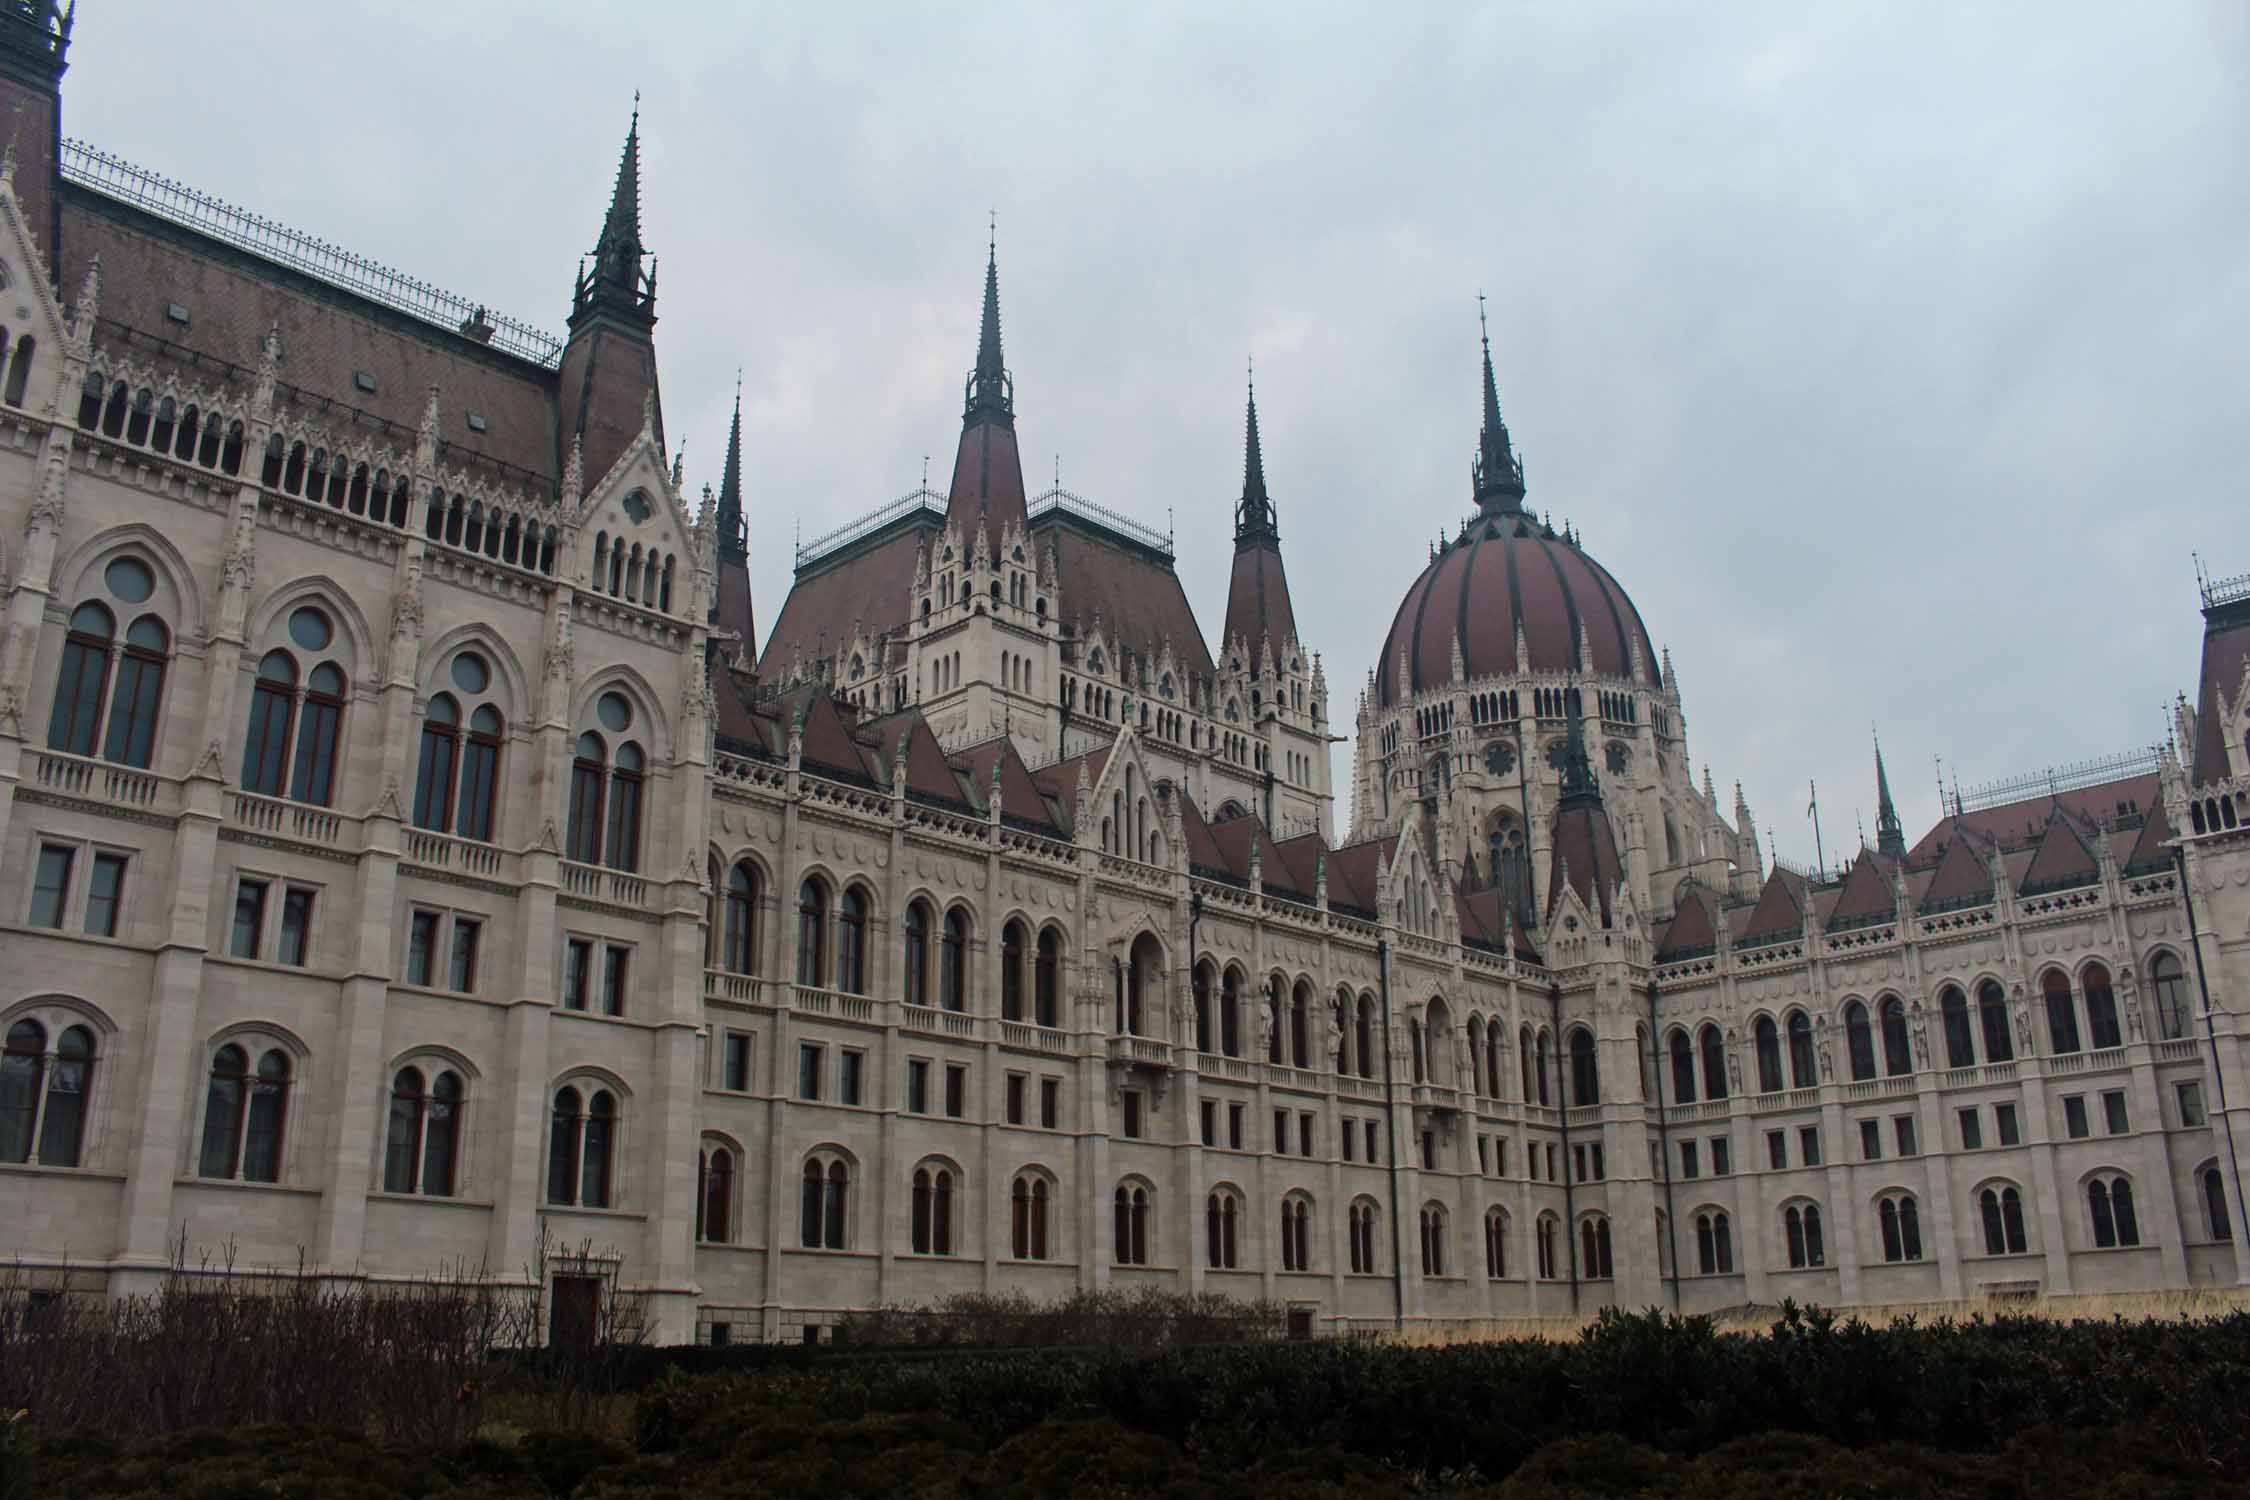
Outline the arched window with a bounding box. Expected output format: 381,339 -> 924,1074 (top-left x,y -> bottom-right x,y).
902,900 -> 930,1006
939,907 -> 967,1011
1844,1001 -> 1876,1082
1579,1215 -> 1614,1278
198,1043 -> 291,1183
2203,1167 -> 2231,1243
1125,935 -> 1161,1037
1205,1189 -> 1240,1269
910,1164 -> 956,1255
1359,997 -> 1377,1080
1035,928 -> 1061,1028
1350,1200 -> 1379,1274
1536,1214 -> 1558,1279
603,742 -> 645,872
1978,980 -> 2014,1062
697,1142 -> 735,1243
46,600 -> 117,758
1695,1211 -> 1734,1274
2152,954 -> 2191,1041
1112,1182 -> 1151,1265
2082,962 -> 2121,1051
1787,1011 -> 1816,1088
1409,1017 -> 1426,1083
1699,1024 -> 1728,1101
800,1155 -> 849,1248
1879,997 -> 1912,1076
545,1085 -> 615,1208
1755,1016 -> 1783,1093
1485,1022 -> 1503,1098
412,695 -> 463,833
2088,1175 -> 2139,1248
1877,1193 -> 1922,1262
722,862 -> 759,974
3,332 -> 33,407
383,1065 -> 462,1197
2043,970 -> 2080,1055
1940,987 -> 1974,1068
796,879 -> 827,986
1191,962 -> 1213,1053
1012,1174 -> 1051,1260
1419,1202 -> 1448,1276
0,1020 -> 95,1167
1979,1185 -> 2027,1255
1290,981 -> 1311,1068
837,888 -> 869,995
1002,922 -> 1028,1023
1484,1207 -> 1508,1279
287,662 -> 347,806
1281,1195 -> 1312,1272
567,733 -> 607,864
1535,1028 -> 1551,1105
1668,1029 -> 1696,1104
241,650 -> 300,797
1569,1027 -> 1598,1106
72,595 -> 168,771
1270,976 -> 1288,1064
1785,1203 -> 1825,1268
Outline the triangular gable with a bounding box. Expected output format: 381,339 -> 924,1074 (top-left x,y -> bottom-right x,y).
2018,807 -> 2100,894
2121,802 -> 2174,875
708,657 -> 773,757
1547,804 -> 1623,925
1917,832 -> 1994,912
1265,832 -> 1323,903
0,161 -> 77,416
958,737 -> 1065,834
864,710 -> 971,809
1655,883 -> 1718,959
1324,836 -> 1395,918
1738,869 -> 1807,944
575,414 -> 697,599
1823,852 -> 1896,930
1177,792 -> 1231,877
789,690 -> 875,784
1031,742 -> 1112,807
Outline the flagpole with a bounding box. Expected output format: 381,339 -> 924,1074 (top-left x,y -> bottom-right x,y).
1808,779 -> 1827,883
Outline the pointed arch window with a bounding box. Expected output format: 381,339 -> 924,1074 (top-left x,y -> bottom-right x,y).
910,1164 -> 956,1255
837,887 -> 868,995
697,1143 -> 735,1243
382,1066 -> 461,1197
1221,969 -> 1244,1057
0,1020 -> 95,1167
1290,982 -> 1311,1068
1280,1195 -> 1311,1272
1787,1011 -> 1816,1088
47,602 -> 118,760
1878,997 -> 1912,1076
1205,1189 -> 1240,1269
603,742 -> 645,872
567,733 -> 607,864
1191,962 -> 1212,1053
1668,1029 -> 1696,1104
1979,1185 -> 2027,1255
1484,1207 -> 1508,1279
1035,927 -> 1061,1027
1845,1001 -> 1877,1081
2088,1175 -> 2139,1248
1012,1174 -> 1051,1260
1699,1024 -> 1728,1100
903,900 -> 930,1006
800,1155 -> 849,1248
939,908 -> 967,1011
722,862 -> 759,975
1695,1211 -> 1733,1274
2152,955 -> 2190,1041
1877,1193 -> 1923,1262
2204,1167 -> 2230,1243
242,651 -> 299,797
2043,971 -> 2080,1055
1569,1027 -> 1598,1106
2082,963 -> 2122,1051
1754,1016 -> 1783,1093
1940,987 -> 1975,1068
1785,1202 -> 1825,1268
795,879 -> 828,986
1112,1183 -> 1151,1265
1003,922 -> 1028,1023
545,1085 -> 615,1208
1979,980 -> 2014,1062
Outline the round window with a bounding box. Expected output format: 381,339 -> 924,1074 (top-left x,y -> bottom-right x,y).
288,606 -> 332,651
1484,742 -> 1517,777
451,652 -> 489,694
597,691 -> 632,732
105,556 -> 155,603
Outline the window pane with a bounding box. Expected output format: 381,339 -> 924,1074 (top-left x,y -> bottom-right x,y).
412,726 -> 456,832
103,649 -> 166,769
278,887 -> 315,967
449,918 -> 481,993
407,910 -> 439,987
601,946 -> 628,1016
289,695 -> 342,806
241,681 -> 294,797
46,635 -> 111,757
85,852 -> 126,936
457,738 -> 500,842
30,845 -> 74,929
35,1029 -> 91,1168
231,878 -> 267,959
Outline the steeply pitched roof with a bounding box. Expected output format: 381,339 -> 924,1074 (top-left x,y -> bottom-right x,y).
1916,828 -> 1994,912
756,524 -> 926,679
2018,807 -> 2101,894
2192,593 -> 2250,785
1655,882 -> 1718,959
1903,773 -> 2158,862
1044,518 -> 1217,682
1547,801 -> 1623,926
1823,851 -> 1897,930
1737,868 -> 1808,945
2120,801 -> 2175,875
956,736 -> 1066,834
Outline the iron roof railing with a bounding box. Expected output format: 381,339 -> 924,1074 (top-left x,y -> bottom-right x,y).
794,486 -> 946,570
1029,485 -> 1173,559
2202,570 -> 2250,610
1957,747 -> 2161,814
61,139 -> 565,368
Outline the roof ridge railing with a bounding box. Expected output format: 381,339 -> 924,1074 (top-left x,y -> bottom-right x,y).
1958,746 -> 2162,814
60,139 -> 565,368
795,486 -> 945,569
1030,485 -> 1173,558
2201,570 -> 2250,610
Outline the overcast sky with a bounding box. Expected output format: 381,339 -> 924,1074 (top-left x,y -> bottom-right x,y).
67,3 -> 2249,865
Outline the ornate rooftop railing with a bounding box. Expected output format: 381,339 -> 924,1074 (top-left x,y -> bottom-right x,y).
794,486 -> 945,570
1958,746 -> 2161,814
1029,485 -> 1173,559
61,140 -> 565,368
2202,570 -> 2250,610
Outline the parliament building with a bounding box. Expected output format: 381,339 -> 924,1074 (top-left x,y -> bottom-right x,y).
4,5 -> 2250,1342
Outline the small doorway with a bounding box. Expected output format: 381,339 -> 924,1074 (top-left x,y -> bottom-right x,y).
551,1273 -> 602,1348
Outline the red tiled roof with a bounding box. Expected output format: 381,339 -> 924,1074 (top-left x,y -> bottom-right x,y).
957,736 -> 1065,834
1916,830 -> 1994,911
1823,852 -> 1897,929
1547,802 -> 1624,925
1324,836 -> 1396,916
756,525 -> 926,679
1655,883 -> 1717,958
2121,801 -> 2174,873
944,415 -> 1029,542
1222,540 -> 1299,660
2192,602 -> 2250,785
1737,869 -> 1808,944
2017,810 -> 2100,893
1376,513 -> 1657,707
62,192 -> 563,485
1044,520 -> 1217,682
1904,774 -> 2158,863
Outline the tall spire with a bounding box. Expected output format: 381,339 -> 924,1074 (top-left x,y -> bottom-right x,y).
1874,730 -> 1906,860
572,96 -> 656,330
1472,294 -> 1525,513
716,372 -> 747,559
963,218 -> 1013,426
1234,359 -> 1277,543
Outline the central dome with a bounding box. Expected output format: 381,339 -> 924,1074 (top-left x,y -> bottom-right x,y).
1375,511 -> 1658,708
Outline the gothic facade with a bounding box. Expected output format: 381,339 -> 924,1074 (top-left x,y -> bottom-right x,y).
4,10 -> 2249,1344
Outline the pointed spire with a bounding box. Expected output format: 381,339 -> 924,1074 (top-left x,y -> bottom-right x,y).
1874,728 -> 1907,861
963,219 -> 1013,425
1472,293 -> 1526,513
716,371 -> 747,559
1235,358 -> 1277,542
573,96 -> 656,329
1556,710 -> 1602,812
